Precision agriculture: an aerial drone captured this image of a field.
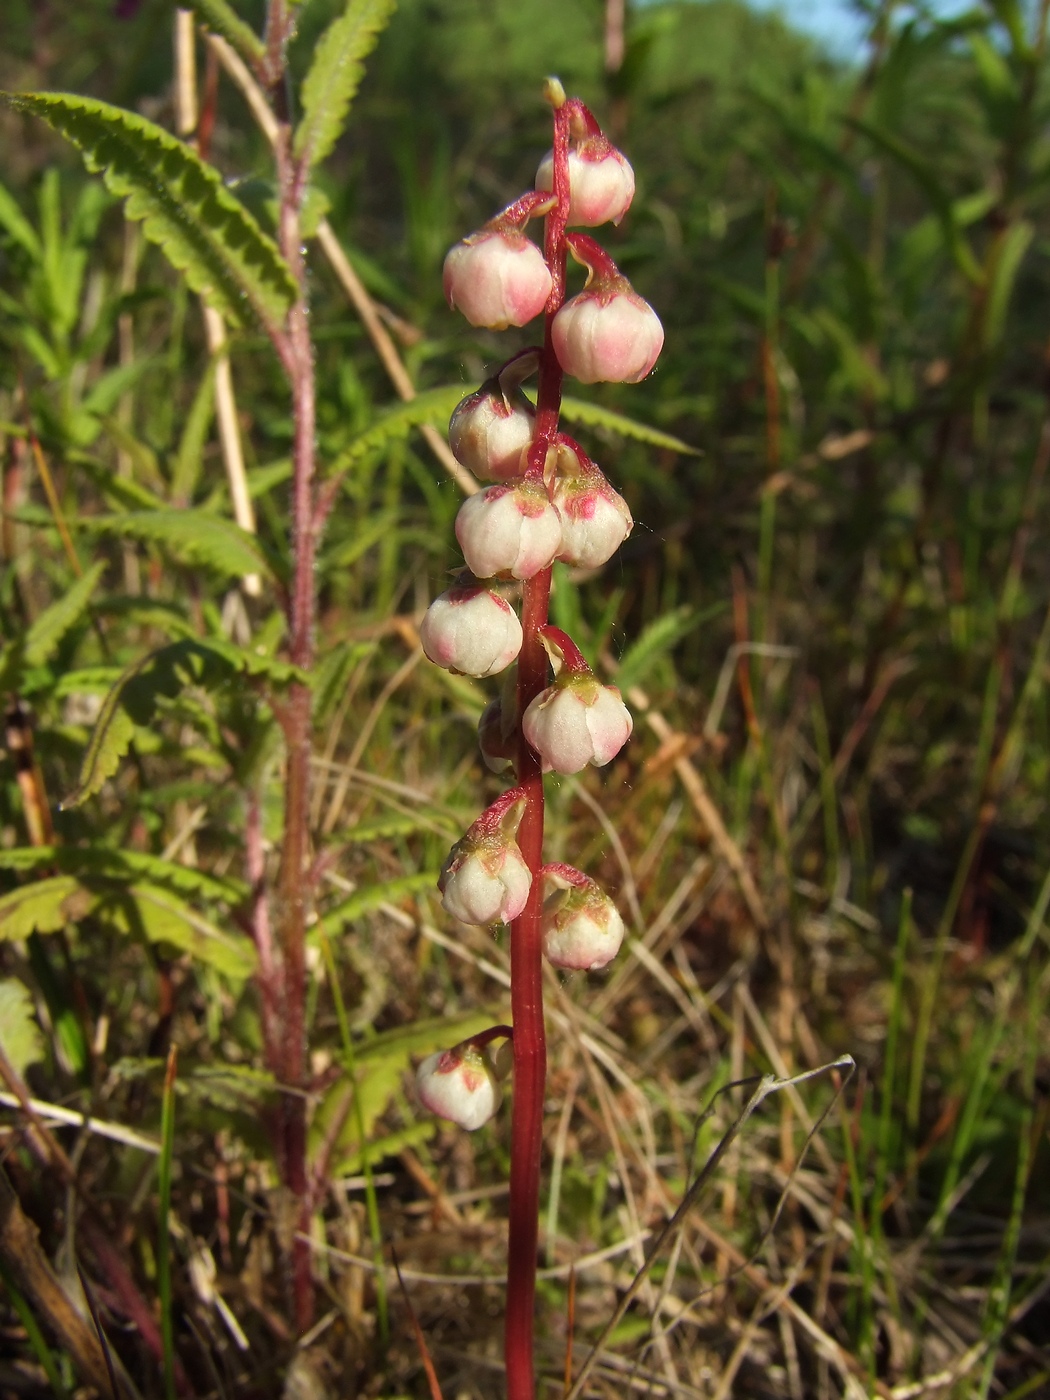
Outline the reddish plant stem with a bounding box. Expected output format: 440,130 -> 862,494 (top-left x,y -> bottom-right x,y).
505,90 -> 571,1400
272,98 -> 318,1334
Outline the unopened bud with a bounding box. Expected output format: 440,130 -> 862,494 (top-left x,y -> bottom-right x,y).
552,234 -> 663,384
551,446 -> 633,568
455,478 -> 562,580
521,626 -> 633,774
420,582 -> 522,678
416,1043 -> 502,1130
536,143 -> 635,227
439,789 -> 532,925
540,865 -> 625,971
448,352 -> 539,481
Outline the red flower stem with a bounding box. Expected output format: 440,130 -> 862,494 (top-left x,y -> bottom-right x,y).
505,87 -> 571,1400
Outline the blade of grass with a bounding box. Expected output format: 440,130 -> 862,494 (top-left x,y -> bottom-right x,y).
317,928 -> 389,1344
0,1256 -> 72,1398
158,1044 -> 178,1400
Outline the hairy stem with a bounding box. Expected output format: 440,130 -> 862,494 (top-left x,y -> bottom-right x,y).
505,90 -> 571,1400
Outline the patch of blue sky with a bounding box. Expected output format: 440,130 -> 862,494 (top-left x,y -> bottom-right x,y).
744,0 -> 982,59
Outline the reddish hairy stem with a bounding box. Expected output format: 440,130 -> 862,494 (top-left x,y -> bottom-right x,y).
505,91 -> 571,1400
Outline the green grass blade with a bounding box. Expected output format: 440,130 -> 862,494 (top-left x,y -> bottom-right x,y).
158,1045 -> 178,1400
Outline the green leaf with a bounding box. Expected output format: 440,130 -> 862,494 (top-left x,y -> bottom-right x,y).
983,220 -> 1034,352
0,846 -> 246,905
0,876 -> 96,939
24,562 -> 106,668
0,980 -> 45,1077
187,0 -> 266,66
559,397 -> 699,455
84,510 -> 273,580
294,0 -> 397,170
325,386 -> 464,478
2,92 -> 296,329
314,873 -> 439,940
309,1012 -> 494,1170
171,361 -> 218,505
0,180 -> 41,258
615,604 -> 724,695
64,638 -> 303,808
98,883 -> 256,979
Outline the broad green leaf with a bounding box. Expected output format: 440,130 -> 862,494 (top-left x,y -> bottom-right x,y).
0,846 -> 246,905
98,883 -> 256,979
314,873 -> 440,939
560,397 -> 699,455
84,510 -> 273,580
0,876 -> 96,938
326,386 -> 464,477
187,0 -> 266,66
0,980 -> 45,1076
2,93 -> 296,329
294,0 -> 397,170
64,638 -> 302,808
24,562 -> 105,668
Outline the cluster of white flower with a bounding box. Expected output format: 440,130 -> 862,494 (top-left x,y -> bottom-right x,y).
416,91 -> 659,1132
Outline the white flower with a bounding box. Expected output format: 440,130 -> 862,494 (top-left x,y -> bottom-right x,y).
439,791 -> 532,925
416,1045 -> 501,1130
448,379 -> 536,482
420,584 -> 522,678
522,676 -> 633,774
540,869 -> 625,971
552,288 -> 664,385
535,144 -> 635,227
553,466 -> 633,568
455,480 -> 562,580
443,230 -> 552,330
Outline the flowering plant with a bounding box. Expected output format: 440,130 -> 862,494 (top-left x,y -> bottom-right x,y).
416,80 -> 662,1396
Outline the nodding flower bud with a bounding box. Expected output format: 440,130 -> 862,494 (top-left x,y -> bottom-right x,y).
448,351 -> 540,482
552,234 -> 663,384
420,581 -> 522,678
455,477 -> 562,580
443,193 -> 555,330
540,865 -> 626,971
439,788 -> 532,925
535,142 -> 635,228
521,626 -> 633,774
416,1042 -> 502,1130
551,444 -> 633,569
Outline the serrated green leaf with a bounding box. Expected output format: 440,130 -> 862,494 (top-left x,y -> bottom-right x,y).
326,385 -> 464,478
63,638 -> 300,808
294,0 -> 397,170
0,847 -> 246,905
0,180 -> 41,258
0,980 -> 45,1077
343,812 -> 435,843
2,92 -> 296,329
615,604 -> 724,695
0,876 -> 96,938
314,873 -> 439,939
97,884 -> 256,979
171,361 -> 217,506
187,0 -> 266,65
560,397 -> 699,455
84,510 -> 272,580
23,562 -> 106,668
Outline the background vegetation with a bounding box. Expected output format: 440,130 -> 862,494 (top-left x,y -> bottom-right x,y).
0,0 -> 1048,1396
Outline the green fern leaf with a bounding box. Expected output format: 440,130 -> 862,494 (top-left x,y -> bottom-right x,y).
614,604 -> 723,695
314,872 -> 439,939
2,92 -> 297,328
64,638 -> 303,808
326,386 -> 464,478
187,0 -> 266,66
560,397 -> 699,455
0,846 -> 247,905
98,883 -> 256,979
294,0 -> 397,170
0,876 -> 96,939
85,510 -> 273,580
24,561 -> 106,668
